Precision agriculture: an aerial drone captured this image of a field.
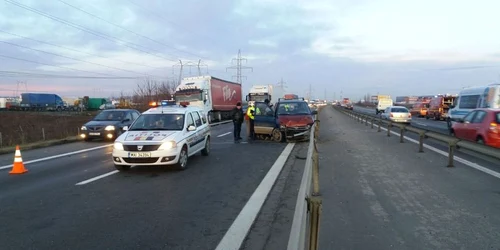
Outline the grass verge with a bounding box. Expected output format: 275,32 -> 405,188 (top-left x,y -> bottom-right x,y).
0,136 -> 81,155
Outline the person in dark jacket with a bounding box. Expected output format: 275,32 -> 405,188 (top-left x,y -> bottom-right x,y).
231,102 -> 244,142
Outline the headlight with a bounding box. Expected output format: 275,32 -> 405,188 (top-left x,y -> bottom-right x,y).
81,126 -> 87,130
113,142 -> 124,150
159,141 -> 177,150
280,124 -> 286,129
105,125 -> 115,131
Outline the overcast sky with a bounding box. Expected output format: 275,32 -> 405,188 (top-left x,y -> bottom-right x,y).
1,0 -> 500,100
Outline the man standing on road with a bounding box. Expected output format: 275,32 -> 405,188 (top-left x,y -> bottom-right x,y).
231,102 -> 244,142
246,102 -> 256,140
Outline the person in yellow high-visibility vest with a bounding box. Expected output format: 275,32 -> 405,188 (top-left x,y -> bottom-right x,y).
246,103 -> 256,140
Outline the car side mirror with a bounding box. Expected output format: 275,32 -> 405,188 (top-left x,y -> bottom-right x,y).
122,118 -> 130,123
311,110 -> 318,115
187,125 -> 196,131
122,126 -> 129,131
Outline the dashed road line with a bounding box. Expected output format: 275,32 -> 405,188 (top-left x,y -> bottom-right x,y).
217,132 -> 232,137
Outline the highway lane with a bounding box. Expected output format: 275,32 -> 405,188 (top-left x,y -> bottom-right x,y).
320,106 -> 500,249
0,121 -> 233,168
343,106 -> 500,174
0,121 -> 289,250
353,105 -> 449,134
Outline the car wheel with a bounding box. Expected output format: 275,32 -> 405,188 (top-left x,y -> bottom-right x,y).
114,165 -> 130,171
201,137 -> 210,156
272,128 -> 283,142
175,146 -> 188,170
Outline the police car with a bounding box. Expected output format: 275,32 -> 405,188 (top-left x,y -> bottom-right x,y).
112,101 -> 211,171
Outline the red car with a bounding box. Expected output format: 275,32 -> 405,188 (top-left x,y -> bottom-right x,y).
451,108 -> 500,148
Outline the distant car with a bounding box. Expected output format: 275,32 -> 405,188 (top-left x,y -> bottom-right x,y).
111,103 -> 211,171
381,106 -> 412,124
451,108 -> 500,148
80,109 -> 141,141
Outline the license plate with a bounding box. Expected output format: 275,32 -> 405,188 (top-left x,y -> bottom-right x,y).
128,152 -> 151,158
89,132 -> 100,136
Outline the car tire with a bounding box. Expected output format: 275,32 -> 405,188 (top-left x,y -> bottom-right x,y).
114,165 -> 130,171
175,146 -> 188,170
272,128 -> 284,142
201,137 -> 210,156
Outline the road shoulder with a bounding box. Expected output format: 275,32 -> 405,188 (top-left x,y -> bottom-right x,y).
241,142 -> 308,250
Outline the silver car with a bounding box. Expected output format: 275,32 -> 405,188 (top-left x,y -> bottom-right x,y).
381,106 -> 412,124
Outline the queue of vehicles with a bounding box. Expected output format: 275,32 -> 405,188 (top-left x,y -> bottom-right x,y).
0,93 -> 114,111
359,84 -> 500,148
76,75 -> 318,171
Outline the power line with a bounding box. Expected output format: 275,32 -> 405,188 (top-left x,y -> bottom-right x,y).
0,29 -> 165,70
0,54 -> 121,76
276,77 -> 287,88
5,0 -> 179,63
0,70 -> 145,79
0,40 -> 165,78
56,0 -> 207,60
226,49 -> 253,85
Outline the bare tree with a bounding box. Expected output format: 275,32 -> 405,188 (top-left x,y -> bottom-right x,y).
132,78 -> 179,111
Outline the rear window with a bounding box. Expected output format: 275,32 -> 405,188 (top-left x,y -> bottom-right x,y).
392,108 -> 408,113
496,112 -> 500,123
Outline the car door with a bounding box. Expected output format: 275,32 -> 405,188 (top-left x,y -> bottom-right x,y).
185,112 -> 197,152
191,111 -> 205,151
469,110 -> 487,140
254,103 -> 275,135
455,111 -> 476,140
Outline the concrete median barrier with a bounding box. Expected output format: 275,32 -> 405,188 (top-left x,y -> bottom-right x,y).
334,105 -> 500,167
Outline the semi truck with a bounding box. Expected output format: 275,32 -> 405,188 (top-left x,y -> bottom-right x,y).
18,93 -> 65,111
245,84 -> 285,104
174,75 -> 242,123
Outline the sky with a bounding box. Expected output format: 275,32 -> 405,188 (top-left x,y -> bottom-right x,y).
1,0 -> 500,101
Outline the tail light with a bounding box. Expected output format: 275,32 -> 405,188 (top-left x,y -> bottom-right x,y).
390,113 -> 393,117
489,122 -> 498,133
408,113 -> 412,118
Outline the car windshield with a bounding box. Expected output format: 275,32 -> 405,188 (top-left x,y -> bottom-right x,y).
392,108 -> 409,113
93,110 -> 126,121
128,114 -> 185,131
277,102 -> 311,115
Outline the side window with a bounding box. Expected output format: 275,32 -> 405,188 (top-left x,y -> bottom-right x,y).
192,111 -> 202,127
132,112 -> 140,120
459,95 -> 480,109
124,112 -> 132,121
463,111 -> 476,122
472,111 -> 486,123
200,112 -> 207,123
197,111 -> 205,124
186,113 -> 194,127
255,103 -> 267,116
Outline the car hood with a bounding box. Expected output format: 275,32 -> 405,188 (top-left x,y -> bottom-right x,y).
122,130 -> 178,142
85,120 -> 121,126
278,115 -> 314,127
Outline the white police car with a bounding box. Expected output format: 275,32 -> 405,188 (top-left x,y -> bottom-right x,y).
112,101 -> 211,171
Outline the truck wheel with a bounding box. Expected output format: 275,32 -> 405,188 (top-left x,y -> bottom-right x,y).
56,107 -> 62,112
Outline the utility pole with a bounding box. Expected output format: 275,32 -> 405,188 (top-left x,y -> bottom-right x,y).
197,59 -> 208,76
226,49 -> 253,86
276,77 -> 286,88
172,60 -> 184,86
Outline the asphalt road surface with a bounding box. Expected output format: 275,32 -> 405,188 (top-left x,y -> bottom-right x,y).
353,105 -> 449,134
0,122 -> 297,250
319,106 -> 500,249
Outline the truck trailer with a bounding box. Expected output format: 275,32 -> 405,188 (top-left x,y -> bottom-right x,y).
19,93 -> 65,111
174,75 -> 242,123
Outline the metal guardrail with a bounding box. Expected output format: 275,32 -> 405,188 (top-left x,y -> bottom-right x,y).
336,106 -> 500,167
288,108 -> 322,250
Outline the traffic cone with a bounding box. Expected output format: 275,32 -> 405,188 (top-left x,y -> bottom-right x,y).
9,145 -> 28,174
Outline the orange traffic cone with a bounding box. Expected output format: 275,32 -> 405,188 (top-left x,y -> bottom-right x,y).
9,145 -> 28,174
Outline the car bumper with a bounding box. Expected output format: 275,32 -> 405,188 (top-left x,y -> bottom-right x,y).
80,130 -> 118,140
389,117 -> 412,123
112,147 -> 181,166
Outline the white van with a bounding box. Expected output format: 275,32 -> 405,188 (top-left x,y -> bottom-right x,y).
376,98 -> 393,114
447,83 -> 500,130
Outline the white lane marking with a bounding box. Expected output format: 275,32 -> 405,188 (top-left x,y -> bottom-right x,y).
357,116 -> 500,179
217,132 -> 232,137
215,143 -> 295,250
413,122 -> 428,127
75,170 -> 120,185
0,144 -> 113,170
